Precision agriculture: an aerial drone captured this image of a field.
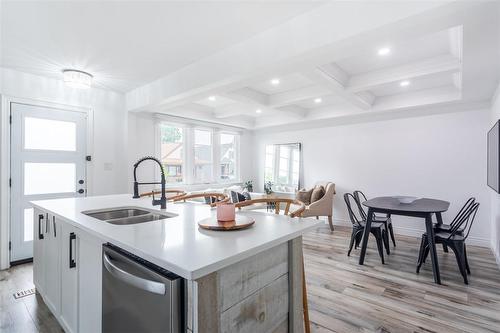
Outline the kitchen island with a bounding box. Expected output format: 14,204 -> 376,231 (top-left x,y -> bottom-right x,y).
31,194 -> 321,333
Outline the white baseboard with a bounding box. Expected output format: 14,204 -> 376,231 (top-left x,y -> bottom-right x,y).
492,244 -> 500,269
319,218 -> 491,248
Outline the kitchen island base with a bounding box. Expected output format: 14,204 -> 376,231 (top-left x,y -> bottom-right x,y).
187,237 -> 305,333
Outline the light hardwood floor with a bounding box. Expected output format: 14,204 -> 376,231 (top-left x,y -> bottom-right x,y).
0,264 -> 62,333
304,225 -> 500,333
1,225 -> 499,333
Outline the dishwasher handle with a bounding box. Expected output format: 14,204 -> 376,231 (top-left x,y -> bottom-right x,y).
103,253 -> 166,295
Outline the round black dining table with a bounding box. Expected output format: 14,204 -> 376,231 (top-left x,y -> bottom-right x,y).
360,196 -> 450,284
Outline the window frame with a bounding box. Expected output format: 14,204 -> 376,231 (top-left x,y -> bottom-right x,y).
156,121 -> 240,185
264,143 -> 301,193
157,122 -> 187,185
218,131 -> 240,183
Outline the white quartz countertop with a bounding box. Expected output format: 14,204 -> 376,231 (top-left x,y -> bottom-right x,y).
31,194 -> 322,280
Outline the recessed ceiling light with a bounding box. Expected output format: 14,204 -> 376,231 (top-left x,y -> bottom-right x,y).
270,78 -> 280,85
377,47 -> 391,56
208,96 -> 216,101
314,98 -> 322,104
255,109 -> 262,114
62,69 -> 92,89
400,80 -> 410,87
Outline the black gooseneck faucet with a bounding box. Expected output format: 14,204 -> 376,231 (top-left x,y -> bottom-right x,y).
132,156 -> 167,209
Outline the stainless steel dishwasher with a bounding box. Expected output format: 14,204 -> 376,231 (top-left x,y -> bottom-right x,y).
102,244 -> 184,333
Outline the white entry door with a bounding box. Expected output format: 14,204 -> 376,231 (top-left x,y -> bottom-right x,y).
10,103 -> 87,262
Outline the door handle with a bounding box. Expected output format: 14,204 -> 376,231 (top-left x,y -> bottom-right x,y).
69,232 -> 76,268
103,253 -> 166,295
53,216 -> 56,237
38,214 -> 44,240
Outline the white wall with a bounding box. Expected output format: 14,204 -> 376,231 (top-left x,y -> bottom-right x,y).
490,87 -> 500,264
0,68 -> 128,195
127,112 -> 256,193
253,108 -> 492,246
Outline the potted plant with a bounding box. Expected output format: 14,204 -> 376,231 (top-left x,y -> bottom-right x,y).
264,181 -> 274,195
243,180 -> 253,192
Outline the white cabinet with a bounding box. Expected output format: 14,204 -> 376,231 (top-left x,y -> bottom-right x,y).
43,213 -> 61,315
33,209 -> 45,294
60,222 -> 79,333
78,231 -> 103,333
32,209 -> 104,333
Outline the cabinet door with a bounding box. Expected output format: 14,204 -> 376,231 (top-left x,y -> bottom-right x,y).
43,214 -> 61,315
78,232 -> 103,333
33,209 -> 45,294
60,222 -> 78,333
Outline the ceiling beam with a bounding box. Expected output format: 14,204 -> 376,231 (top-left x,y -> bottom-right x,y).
346,55 -> 461,93
221,88 -> 269,106
303,66 -> 373,110
268,85 -> 331,108
371,85 -> 461,112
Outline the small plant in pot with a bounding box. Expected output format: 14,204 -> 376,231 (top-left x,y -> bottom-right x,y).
243,180 -> 253,192
264,181 -> 274,195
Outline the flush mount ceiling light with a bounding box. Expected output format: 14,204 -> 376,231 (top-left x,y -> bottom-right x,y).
208,96 -> 217,101
255,109 -> 262,114
314,97 -> 322,104
62,69 -> 93,89
270,78 -> 280,85
400,80 -> 410,87
377,47 -> 391,56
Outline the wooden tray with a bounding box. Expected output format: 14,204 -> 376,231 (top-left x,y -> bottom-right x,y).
198,215 -> 255,231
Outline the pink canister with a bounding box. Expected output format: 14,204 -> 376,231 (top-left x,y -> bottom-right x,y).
217,203 -> 236,222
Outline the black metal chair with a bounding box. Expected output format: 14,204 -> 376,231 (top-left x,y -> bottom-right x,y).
354,190 -> 396,247
434,197 -> 475,253
344,193 -> 389,264
416,202 -> 479,284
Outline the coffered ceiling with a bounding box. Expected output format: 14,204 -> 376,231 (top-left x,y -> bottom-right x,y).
125,1 -> 500,130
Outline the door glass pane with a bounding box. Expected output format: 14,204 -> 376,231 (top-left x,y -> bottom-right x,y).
24,117 -> 76,151
24,163 -> 76,195
23,208 -> 34,241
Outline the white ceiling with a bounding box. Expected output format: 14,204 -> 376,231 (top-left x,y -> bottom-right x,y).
0,1 -> 321,92
1,1 -> 499,130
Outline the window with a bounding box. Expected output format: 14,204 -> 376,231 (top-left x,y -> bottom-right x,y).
158,122 -> 240,185
220,133 -> 237,181
160,124 -> 184,183
264,143 -> 301,193
194,129 -> 213,183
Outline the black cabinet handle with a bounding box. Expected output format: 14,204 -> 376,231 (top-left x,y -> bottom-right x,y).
77,189 -> 85,194
69,232 -> 76,268
53,216 -> 56,237
38,214 -> 44,240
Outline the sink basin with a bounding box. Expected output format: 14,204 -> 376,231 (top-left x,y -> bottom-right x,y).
82,206 -> 177,225
83,208 -> 150,221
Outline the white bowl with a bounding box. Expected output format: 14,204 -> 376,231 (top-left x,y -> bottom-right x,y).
394,196 -> 418,204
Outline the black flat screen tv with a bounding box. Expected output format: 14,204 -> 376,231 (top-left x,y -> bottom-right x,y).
488,120 -> 500,193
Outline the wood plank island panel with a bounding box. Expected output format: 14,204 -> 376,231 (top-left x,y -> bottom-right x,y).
303,224 -> 500,333
188,238 -> 304,333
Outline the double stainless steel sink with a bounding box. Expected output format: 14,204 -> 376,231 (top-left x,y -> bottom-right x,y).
82,206 -> 177,225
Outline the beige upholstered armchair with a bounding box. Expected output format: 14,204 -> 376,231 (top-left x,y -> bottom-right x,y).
301,182 -> 336,232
